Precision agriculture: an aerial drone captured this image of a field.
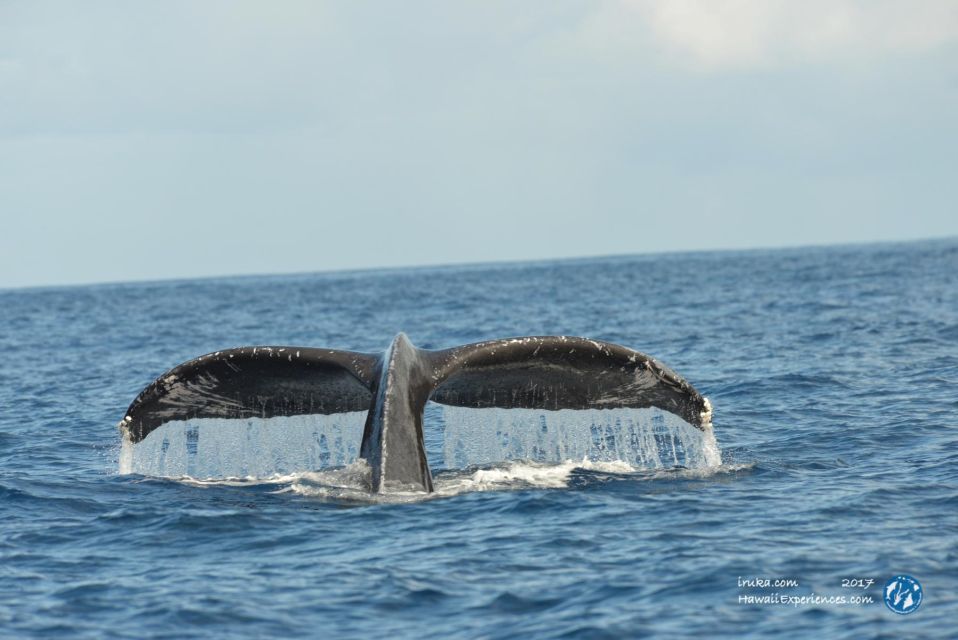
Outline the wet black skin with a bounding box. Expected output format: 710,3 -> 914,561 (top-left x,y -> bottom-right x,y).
121,334 -> 710,492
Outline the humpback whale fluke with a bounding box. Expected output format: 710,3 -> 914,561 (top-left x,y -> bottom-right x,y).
119,335 -> 713,492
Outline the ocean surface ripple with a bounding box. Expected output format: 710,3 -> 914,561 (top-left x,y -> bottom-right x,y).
1,239 -> 957,638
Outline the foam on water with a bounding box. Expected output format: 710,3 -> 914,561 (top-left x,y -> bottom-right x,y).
280,460 -> 611,503
118,412 -> 367,479
434,458 -> 636,493
276,458 -> 748,504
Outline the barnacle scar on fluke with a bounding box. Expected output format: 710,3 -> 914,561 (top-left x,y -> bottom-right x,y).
119,334 -> 713,493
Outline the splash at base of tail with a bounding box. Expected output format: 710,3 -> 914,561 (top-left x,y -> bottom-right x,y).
119,334 -> 713,493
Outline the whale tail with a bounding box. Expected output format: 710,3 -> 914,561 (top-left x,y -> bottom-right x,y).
120,334 -> 712,492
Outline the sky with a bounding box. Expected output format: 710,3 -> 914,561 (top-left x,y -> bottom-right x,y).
1,1 -> 957,289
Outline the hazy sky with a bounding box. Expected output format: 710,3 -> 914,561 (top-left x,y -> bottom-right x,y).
2,1 -> 956,288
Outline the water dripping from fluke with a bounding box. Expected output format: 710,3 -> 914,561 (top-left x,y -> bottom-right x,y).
118,334 -> 720,498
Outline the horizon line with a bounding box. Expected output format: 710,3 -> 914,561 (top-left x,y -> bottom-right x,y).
3,233 -> 956,294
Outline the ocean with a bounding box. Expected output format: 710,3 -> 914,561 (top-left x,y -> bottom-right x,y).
1,238 -> 956,638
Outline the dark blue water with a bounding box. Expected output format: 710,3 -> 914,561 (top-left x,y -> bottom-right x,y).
2,239 -> 957,638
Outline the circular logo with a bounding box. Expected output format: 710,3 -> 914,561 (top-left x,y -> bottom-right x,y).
884,575 -> 922,615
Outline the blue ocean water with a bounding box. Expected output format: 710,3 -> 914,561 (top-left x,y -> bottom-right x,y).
1,239 -> 957,639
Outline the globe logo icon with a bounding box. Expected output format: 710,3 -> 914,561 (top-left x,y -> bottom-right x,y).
884,575 -> 922,615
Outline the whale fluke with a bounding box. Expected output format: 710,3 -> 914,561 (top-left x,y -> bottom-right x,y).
120,335 -> 712,492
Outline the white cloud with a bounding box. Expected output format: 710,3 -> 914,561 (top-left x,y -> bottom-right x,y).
581,0 -> 958,70
1,1 -> 956,286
